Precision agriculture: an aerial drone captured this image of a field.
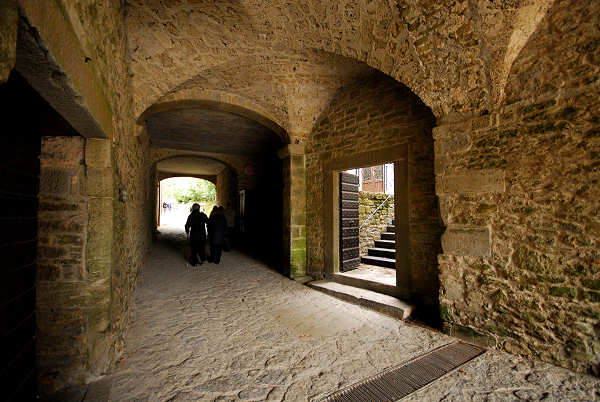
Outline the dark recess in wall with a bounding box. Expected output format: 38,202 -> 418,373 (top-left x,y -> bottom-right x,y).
0,71 -> 79,401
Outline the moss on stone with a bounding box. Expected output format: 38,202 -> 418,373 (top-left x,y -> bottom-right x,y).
523,311 -> 546,323
452,324 -> 484,339
566,264 -> 593,276
486,323 -> 510,337
582,279 -> 600,290
513,247 -> 555,275
578,306 -> 600,320
583,290 -> 600,303
537,275 -> 565,284
549,286 -> 576,299
473,263 -> 491,271
439,302 -> 452,321
476,203 -> 497,214
492,289 -> 507,302
479,274 -> 496,286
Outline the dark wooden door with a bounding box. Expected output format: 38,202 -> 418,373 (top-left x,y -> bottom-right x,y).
339,172 -> 360,271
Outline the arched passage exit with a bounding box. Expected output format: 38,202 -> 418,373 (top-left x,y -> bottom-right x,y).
158,177 -> 216,228
151,152 -> 284,271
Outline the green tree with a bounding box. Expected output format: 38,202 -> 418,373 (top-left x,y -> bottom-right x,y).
174,179 -> 215,203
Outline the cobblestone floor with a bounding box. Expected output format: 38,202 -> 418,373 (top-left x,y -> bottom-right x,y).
105,226 -> 600,401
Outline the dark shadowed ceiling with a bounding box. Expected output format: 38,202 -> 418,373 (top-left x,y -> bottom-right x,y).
156,156 -> 226,177
146,108 -> 282,155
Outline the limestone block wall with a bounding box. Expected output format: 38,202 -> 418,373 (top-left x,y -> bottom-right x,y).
358,192 -> 394,257
436,0 -> 600,375
306,72 -> 441,307
54,0 -> 154,377
216,166 -> 237,208
37,137 -> 89,391
282,152 -> 307,277
12,1 -> 154,393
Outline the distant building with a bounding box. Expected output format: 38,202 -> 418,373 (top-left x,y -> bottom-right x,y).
345,163 -> 394,194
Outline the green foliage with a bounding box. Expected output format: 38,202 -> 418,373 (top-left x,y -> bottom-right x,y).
174,179 -> 216,203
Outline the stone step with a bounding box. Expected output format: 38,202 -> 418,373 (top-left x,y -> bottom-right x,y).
325,272 -> 400,298
387,225 -> 396,233
361,255 -> 396,269
368,247 -> 395,259
374,239 -> 395,249
307,280 -> 412,320
381,232 -> 395,240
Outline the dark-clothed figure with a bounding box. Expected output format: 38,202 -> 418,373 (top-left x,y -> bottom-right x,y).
185,203 -> 208,266
208,206 -> 228,264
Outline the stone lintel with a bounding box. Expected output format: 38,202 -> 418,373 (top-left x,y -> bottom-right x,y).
441,225 -> 491,256
16,0 -> 113,138
278,144 -> 305,159
436,170 -> 505,194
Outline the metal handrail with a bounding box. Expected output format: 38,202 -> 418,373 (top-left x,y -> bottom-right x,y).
359,194 -> 392,230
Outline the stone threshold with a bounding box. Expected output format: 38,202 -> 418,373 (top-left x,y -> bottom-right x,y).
325,270 -> 399,298
308,280 -> 413,320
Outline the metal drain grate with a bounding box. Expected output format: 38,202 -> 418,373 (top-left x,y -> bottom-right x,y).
321,342 -> 485,402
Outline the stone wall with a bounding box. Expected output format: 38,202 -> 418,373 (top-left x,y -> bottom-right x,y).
358,192 -> 394,257
306,72 -> 441,307
216,166 -> 237,209
13,1 -> 154,394
436,0 -> 600,375
37,136 -> 89,392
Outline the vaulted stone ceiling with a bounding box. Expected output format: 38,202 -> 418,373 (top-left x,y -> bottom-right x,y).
126,0 -> 555,141
146,107 -> 282,155
157,155 -> 226,176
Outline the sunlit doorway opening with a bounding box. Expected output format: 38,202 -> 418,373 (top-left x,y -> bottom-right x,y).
158,177 -> 216,229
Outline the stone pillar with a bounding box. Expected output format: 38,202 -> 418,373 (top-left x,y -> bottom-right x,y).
0,0 -> 17,83
84,138 -> 114,375
278,144 -> 308,279
37,136 -> 89,393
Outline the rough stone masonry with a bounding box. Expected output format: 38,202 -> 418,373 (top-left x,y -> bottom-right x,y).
0,0 -> 598,398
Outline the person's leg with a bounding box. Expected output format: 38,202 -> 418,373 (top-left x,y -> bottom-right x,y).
189,240 -> 198,266
209,243 -> 217,263
214,245 -> 222,264
198,238 -> 206,263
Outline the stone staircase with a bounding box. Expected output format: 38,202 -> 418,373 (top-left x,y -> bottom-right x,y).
361,219 -> 396,269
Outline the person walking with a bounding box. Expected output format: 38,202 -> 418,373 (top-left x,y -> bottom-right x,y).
185,203 -> 209,266
207,206 -> 228,264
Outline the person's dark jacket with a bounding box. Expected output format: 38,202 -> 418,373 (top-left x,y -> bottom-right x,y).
185,210 -> 208,240
208,213 -> 228,245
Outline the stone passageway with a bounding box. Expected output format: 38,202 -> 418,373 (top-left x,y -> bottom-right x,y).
96,228 -> 600,401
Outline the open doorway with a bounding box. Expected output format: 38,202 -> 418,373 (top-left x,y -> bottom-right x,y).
323,144 -> 410,299
338,163 -> 396,288
158,177 -> 216,229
